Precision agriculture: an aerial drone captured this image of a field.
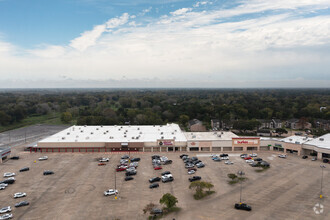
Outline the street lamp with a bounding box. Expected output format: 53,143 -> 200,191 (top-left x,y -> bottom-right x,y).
320,165 -> 326,199
237,171 -> 245,203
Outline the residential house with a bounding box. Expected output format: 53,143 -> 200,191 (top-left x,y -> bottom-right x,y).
314,119 -> 330,130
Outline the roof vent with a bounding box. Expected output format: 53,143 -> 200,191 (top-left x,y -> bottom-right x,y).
91,132 -> 93,135
62,137 -> 65,140
319,138 -> 324,141
289,139 -> 292,141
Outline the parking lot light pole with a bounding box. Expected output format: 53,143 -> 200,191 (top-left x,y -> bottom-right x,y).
237,171 -> 245,203
320,165 -> 326,199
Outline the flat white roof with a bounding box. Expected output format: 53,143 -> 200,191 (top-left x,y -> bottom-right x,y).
280,135 -> 313,144
304,133 -> 330,150
184,131 -> 238,141
38,123 -> 187,143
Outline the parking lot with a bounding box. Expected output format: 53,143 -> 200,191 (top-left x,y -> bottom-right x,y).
0,148 -> 329,220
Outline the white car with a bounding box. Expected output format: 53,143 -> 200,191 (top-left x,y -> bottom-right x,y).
188,170 -> 195,175
104,189 -> 118,196
5,177 -> 15,181
220,157 -> 229,160
0,207 -> 11,214
0,183 -> 8,187
246,159 -> 254,163
249,153 -> 258,157
278,154 -> 287,158
14,192 -> 26,199
0,213 -> 12,220
38,156 -> 48,161
99,158 -> 109,162
3,173 -> 15,178
225,161 -> 234,165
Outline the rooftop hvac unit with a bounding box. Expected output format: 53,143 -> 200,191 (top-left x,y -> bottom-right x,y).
75,139 -> 77,142
106,130 -> 109,133
136,136 -> 139,139
319,138 -> 324,141
76,135 -> 79,138
192,135 -> 196,139
214,132 -> 217,135
161,136 -> 164,139
218,135 -> 222,137
295,142 -> 300,144
91,132 -> 93,135
104,132 -> 106,135
132,137 -> 135,139
173,136 -> 176,140
126,130 -> 128,132
221,132 -> 224,134
101,125 -> 103,127
137,128 -> 140,130
172,132 -> 174,135
139,132 -> 142,134
124,135 -> 127,138
62,137 -> 65,140
81,130 -> 83,133
289,139 -> 292,141
121,126 -> 123,128
86,137 -> 89,140
84,125 -> 87,127
96,128 -> 99,130
161,132 -> 163,135
67,132 -> 70,135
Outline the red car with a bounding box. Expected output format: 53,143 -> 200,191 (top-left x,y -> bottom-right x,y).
98,163 -> 106,166
188,167 -> 197,171
116,167 -> 127,172
154,166 -> 162,170
244,157 -> 252,160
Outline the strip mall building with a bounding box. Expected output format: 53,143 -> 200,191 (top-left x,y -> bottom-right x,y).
36,124 -> 330,159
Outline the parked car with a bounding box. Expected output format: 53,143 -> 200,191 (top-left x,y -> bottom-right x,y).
10,156 -> 19,160
19,167 -> 29,172
302,155 -> 308,159
0,179 -> 15,185
225,161 -> 234,165
104,189 -> 118,196
220,154 -> 229,157
250,162 -> 258,167
3,173 -> 15,178
212,157 -> 221,161
125,171 -> 137,176
0,206 -> 11,214
162,176 -> 174,183
0,183 -> 8,190
38,156 -> 48,161
244,157 -> 252,160
188,167 -> 197,172
246,159 -> 254,163
0,186 -> 5,190
149,183 -> 159,189
0,213 -> 12,220
254,158 -> 263,161
323,159 -> 329,163
116,167 -> 126,172
151,155 -> 160,159
278,154 -> 287,158
196,163 -> 205,168
185,164 -> 194,169
161,171 -> 171,176
149,177 -> 161,183
220,157 -> 229,160
99,158 -> 109,162
130,158 -> 140,162
312,157 -> 317,161
180,154 -> 188,158
121,155 -> 129,159
98,163 -> 106,166
14,201 -> 29,208
189,176 -> 201,182
240,154 -> 248,158
125,176 -> 134,181
43,170 -> 54,175
14,192 -> 26,199
154,166 -> 162,170
191,157 -> 199,161
249,153 -> 258,157
151,208 -> 163,215
188,170 -> 195,175
163,160 -> 172,165
260,161 -> 270,167
234,203 -> 251,211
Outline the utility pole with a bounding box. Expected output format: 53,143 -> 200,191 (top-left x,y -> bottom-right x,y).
320,165 -> 326,199
237,171 -> 245,203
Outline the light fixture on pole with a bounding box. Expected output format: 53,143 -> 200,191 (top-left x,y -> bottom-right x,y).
320,165 -> 326,199
237,171 -> 245,203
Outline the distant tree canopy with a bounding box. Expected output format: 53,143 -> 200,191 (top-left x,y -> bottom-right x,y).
0,89 -> 329,129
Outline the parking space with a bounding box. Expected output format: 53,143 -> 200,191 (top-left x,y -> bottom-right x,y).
0,151 -> 329,219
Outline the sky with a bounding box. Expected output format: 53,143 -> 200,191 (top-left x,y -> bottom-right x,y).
0,0 -> 329,88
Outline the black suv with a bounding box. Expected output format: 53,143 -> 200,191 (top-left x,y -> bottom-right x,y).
189,176 -> 201,182
43,171 -> 54,175
235,203 -> 251,211
161,171 -> 171,176
126,171 -> 137,176
220,154 -> 228,157
149,183 -> 159,189
0,179 -> 15,184
19,167 -> 30,172
149,177 -> 161,183
10,156 -> 20,160
125,176 -> 134,181
164,160 -> 172,165
254,158 -> 263,162
180,154 -> 188,158
131,158 -> 141,162
152,155 -> 160,159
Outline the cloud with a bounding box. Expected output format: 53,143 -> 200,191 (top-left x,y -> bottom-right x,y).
69,13 -> 129,51
0,0 -> 330,87
139,7 -> 152,16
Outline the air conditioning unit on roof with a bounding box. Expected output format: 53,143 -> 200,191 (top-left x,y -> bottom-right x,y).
320,138 -> 324,141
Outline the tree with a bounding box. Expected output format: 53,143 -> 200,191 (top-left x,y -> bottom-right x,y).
189,181 -> 215,199
179,115 -> 189,126
275,128 -> 288,135
143,202 -> 156,214
61,112 -> 72,123
159,193 -> 178,209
